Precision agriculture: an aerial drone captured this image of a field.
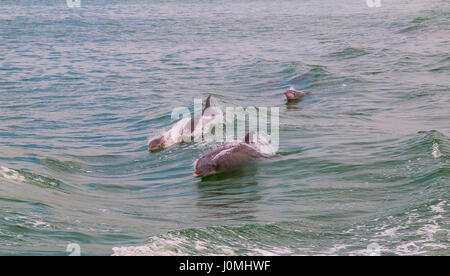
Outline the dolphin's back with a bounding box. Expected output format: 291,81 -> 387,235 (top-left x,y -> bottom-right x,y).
201,143 -> 264,172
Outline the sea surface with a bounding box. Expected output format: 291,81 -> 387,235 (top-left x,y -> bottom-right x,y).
0,0 -> 448,255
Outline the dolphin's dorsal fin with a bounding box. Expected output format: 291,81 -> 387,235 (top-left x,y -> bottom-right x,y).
203,95 -> 212,115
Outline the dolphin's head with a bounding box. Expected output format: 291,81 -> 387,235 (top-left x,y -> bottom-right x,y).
148,136 -> 165,152
283,87 -> 297,100
193,156 -> 217,178
194,133 -> 256,178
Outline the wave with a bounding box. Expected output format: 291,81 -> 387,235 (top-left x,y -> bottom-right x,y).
0,167 -> 25,182
112,197 -> 448,256
0,166 -> 63,189
112,223 -> 296,256
112,130 -> 449,256
327,47 -> 369,59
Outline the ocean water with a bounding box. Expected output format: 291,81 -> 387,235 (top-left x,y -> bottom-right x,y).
0,0 -> 449,256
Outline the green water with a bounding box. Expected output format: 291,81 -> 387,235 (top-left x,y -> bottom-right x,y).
0,0 -> 448,255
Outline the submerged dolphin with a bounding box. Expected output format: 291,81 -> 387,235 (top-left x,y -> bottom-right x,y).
193,132 -> 271,178
148,96 -> 217,152
283,86 -> 311,101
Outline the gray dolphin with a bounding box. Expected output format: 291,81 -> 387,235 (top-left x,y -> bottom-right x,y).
148,96 -> 214,152
283,87 -> 311,101
193,132 -> 267,178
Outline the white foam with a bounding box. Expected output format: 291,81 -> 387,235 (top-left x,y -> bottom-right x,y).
430,201 -> 446,214
32,221 -> 50,228
326,244 -> 348,255
394,241 -> 425,255
250,246 -> 293,256
112,245 -> 158,256
0,166 -> 25,182
432,142 -> 442,158
111,240 -> 293,257
391,202 -> 447,255
112,235 -> 191,256
350,199 -> 449,256
378,225 -> 403,238
111,230 -> 292,256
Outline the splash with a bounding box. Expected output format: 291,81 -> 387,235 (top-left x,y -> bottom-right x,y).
111,229 -> 292,256
0,166 -> 25,182
431,142 -> 442,158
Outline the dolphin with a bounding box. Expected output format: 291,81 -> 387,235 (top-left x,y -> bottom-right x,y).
283,86 -> 311,102
148,96 -> 218,152
193,132 -> 270,178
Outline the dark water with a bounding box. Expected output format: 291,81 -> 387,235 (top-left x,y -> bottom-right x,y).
0,0 -> 448,255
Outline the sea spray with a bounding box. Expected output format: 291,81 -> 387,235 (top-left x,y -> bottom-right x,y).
0,167 -> 25,182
